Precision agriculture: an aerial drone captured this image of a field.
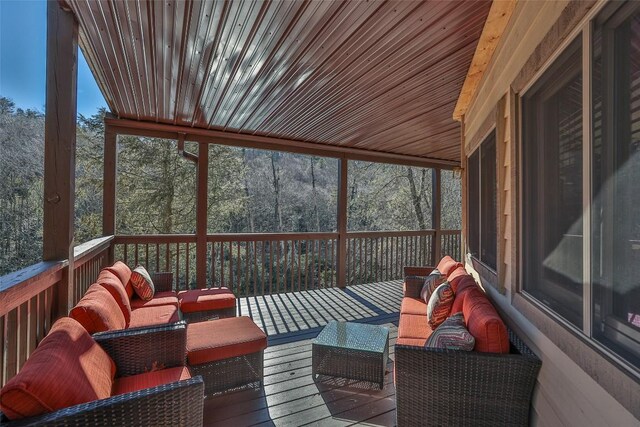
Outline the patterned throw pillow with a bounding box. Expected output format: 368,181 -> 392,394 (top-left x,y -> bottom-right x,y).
425,312 -> 475,351
420,269 -> 446,303
130,265 -> 155,301
426,282 -> 455,329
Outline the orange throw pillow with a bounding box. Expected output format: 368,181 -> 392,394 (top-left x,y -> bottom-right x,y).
70,283 -> 126,333
0,317 -> 115,420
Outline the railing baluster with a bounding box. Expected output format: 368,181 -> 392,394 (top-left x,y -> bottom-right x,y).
297,240 -> 302,292
261,241 -> 266,296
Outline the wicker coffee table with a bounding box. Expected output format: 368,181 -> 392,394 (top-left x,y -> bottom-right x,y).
312,320 -> 389,389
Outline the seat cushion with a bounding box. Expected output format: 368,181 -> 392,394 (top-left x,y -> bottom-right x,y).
400,298 -> 427,316
186,316 -> 267,365
129,304 -> 180,328
96,270 -> 132,325
130,266 -> 155,301
178,288 -> 236,313
131,291 -> 179,309
70,283 -> 126,333
396,337 -> 429,347
112,366 -> 191,396
398,313 -> 432,340
104,261 -> 134,299
436,256 -> 464,277
0,318 -> 115,420
462,287 -> 510,353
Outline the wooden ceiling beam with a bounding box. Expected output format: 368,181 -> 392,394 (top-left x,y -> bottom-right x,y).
453,0 -> 516,121
104,116 -> 459,170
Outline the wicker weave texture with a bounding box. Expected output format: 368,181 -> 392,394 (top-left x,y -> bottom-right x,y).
312,322 -> 389,389
94,322 -> 188,377
182,306 -> 236,323
189,351 -> 263,396
395,329 -> 541,426
1,377 -> 204,427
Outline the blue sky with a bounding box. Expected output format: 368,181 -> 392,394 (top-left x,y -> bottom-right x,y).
0,0 -> 107,117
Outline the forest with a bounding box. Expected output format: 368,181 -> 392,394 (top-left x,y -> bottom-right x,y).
0,96 -> 461,278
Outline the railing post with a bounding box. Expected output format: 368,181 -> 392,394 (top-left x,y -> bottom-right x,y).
196,142 -> 209,289
432,168 -> 442,264
336,157 -> 348,287
43,0 -> 78,319
103,128 -> 117,264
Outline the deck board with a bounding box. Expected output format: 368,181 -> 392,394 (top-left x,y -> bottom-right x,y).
203,280 -> 403,427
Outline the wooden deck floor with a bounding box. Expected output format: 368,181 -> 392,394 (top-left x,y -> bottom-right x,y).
203,280 -> 404,427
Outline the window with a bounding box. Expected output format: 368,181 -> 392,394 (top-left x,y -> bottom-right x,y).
519,1 -> 640,370
592,2 -> 640,364
522,37 -> 583,328
467,131 -> 497,271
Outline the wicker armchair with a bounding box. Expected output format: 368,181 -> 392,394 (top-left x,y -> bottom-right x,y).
1,322 -> 204,427
395,329 -> 541,426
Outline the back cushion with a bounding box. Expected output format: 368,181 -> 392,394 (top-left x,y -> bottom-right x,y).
96,270 -> 132,325
70,283 -> 126,333
0,317 -> 115,420
451,276 -> 478,313
436,256 -> 464,277
104,261 -> 134,299
447,266 -> 469,292
462,287 -> 510,353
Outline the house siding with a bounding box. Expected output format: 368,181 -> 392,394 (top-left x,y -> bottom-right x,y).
461,0 -> 640,425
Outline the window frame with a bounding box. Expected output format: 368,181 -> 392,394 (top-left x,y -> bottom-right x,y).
516,0 -> 640,377
467,129 -> 497,273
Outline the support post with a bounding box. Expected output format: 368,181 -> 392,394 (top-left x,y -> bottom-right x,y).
43,0 -> 78,318
103,128 -> 117,264
432,168 -> 442,264
336,157 -> 348,287
196,142 -> 209,289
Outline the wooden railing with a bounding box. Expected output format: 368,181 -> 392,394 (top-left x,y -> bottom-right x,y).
346,230 -> 435,286
115,230 -> 462,296
0,236 -> 112,387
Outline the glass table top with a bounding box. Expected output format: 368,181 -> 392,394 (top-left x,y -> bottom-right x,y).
313,321 -> 389,353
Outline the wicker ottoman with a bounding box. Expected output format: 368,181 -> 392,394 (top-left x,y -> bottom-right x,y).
178,288 -> 237,322
186,316 -> 267,395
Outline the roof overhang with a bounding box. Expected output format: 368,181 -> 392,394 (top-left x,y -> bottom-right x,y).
67,0 -> 492,164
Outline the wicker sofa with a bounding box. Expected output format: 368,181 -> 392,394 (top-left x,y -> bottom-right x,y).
0,318 -> 204,426
395,256 -> 541,427
69,261 -> 236,334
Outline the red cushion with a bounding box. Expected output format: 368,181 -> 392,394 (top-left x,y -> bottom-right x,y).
96,270 -> 132,325
462,287 -> 509,353
436,256 -> 464,277
129,304 -> 180,328
397,314 -> 432,340
396,337 -> 429,346
104,261 -> 134,299
131,291 -> 179,309
112,367 -> 191,396
70,283 -> 126,333
178,288 -> 236,313
451,276 -> 478,313
186,316 -> 267,365
447,266 -> 469,291
0,318 -> 115,420
400,298 -> 427,316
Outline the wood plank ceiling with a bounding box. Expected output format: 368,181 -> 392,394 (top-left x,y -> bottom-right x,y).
66,0 -> 491,163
